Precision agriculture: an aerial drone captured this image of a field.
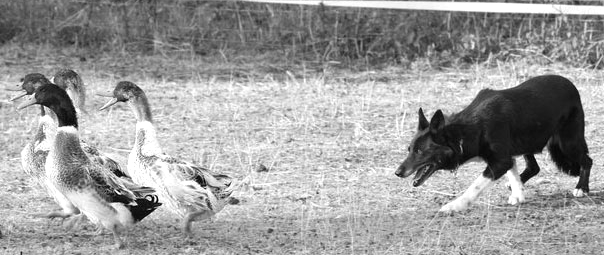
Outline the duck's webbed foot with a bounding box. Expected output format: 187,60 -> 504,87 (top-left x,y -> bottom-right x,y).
30,210 -> 75,219
182,211 -> 213,238
110,225 -> 125,249
62,213 -> 87,231
94,225 -> 104,235
182,212 -> 200,238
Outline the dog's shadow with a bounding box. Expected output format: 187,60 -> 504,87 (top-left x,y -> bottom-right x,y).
521,190 -> 604,209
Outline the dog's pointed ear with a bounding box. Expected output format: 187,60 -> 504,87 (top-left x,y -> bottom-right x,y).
429,109 -> 445,133
418,108 -> 429,130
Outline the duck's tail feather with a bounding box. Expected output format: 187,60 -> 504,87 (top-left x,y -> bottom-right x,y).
215,175 -> 251,202
225,175 -> 251,194
208,176 -> 250,213
195,169 -> 228,188
170,180 -> 213,212
129,194 -> 162,222
213,174 -> 233,187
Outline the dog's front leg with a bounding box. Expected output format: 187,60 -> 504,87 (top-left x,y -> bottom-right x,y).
440,156 -> 513,212
505,159 -> 525,205
439,175 -> 495,212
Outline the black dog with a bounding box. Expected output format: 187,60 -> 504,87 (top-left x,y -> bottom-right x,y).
395,75 -> 592,212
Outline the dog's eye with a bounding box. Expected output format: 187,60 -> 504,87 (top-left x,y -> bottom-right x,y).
414,148 -> 423,154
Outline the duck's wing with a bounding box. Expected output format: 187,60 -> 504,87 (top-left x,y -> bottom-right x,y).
158,154 -> 231,189
70,162 -> 160,225
119,177 -> 156,197
81,141 -> 129,178
86,164 -> 137,205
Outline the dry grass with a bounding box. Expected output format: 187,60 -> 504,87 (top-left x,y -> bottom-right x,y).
1,44 -> 604,254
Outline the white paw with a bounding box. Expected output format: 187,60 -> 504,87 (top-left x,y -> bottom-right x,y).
573,189 -> 585,197
439,199 -> 469,213
507,193 -> 525,205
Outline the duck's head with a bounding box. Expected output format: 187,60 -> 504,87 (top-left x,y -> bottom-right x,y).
17,83 -> 69,109
98,81 -> 145,110
17,83 -> 77,127
8,73 -> 51,101
51,69 -> 86,114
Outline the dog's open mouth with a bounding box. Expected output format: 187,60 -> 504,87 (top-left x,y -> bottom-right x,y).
412,164 -> 437,187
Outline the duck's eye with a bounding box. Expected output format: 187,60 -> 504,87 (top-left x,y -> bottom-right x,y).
407,146 -> 411,152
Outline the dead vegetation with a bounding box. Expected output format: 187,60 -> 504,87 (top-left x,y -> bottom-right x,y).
1,0 -> 604,68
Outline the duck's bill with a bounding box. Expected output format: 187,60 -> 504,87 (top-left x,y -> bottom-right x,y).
96,90 -> 114,97
17,95 -> 37,110
6,84 -> 23,91
99,98 -> 118,111
9,91 -> 28,101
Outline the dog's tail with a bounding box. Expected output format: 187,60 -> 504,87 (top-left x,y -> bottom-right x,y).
548,135 -> 581,176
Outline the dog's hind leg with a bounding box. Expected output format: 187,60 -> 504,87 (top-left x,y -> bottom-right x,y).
505,159 -> 525,205
571,123 -> 592,197
520,154 -> 540,184
551,109 -> 592,197
573,153 -> 592,197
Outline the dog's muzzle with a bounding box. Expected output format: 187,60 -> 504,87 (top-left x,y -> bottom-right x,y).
395,164 -> 413,178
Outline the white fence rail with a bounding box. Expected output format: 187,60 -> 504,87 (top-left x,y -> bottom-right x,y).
239,0 -> 604,15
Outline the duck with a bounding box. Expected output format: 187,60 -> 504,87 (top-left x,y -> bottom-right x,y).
17,83 -> 162,248
49,69 -> 86,115
98,81 -> 239,237
10,72 -> 131,220
9,73 -> 80,220
16,71 -> 129,176
49,69 -> 129,178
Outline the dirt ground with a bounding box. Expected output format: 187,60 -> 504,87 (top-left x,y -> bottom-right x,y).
1,45 -> 604,254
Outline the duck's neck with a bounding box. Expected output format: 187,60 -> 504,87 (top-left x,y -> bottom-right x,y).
53,126 -> 87,163
65,89 -> 87,117
43,106 -> 58,124
128,95 -> 153,123
46,99 -> 78,129
128,94 -> 160,156
134,121 -> 162,157
45,97 -> 86,161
